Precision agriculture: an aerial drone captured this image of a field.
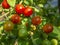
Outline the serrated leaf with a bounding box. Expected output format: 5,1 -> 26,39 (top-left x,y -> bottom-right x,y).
7,0 -> 16,7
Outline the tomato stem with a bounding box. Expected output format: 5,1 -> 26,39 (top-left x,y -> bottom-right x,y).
30,35 -> 37,45
19,0 -> 23,4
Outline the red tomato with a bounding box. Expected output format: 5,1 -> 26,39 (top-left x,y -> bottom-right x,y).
32,16 -> 42,25
2,0 -> 10,9
42,24 -> 53,34
24,7 -> 33,17
11,14 -> 21,24
15,4 -> 25,14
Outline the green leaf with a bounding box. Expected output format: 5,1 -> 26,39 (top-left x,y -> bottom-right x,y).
22,18 -> 28,25
0,0 -> 3,4
38,4 -> 44,7
33,7 -> 39,12
17,24 -> 26,29
48,33 -> 58,40
30,0 -> 33,4
53,26 -> 60,40
0,21 -> 4,25
7,0 -> 16,7
24,1 -> 29,5
0,26 -> 3,34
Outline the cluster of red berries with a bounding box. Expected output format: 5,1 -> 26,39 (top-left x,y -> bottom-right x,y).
2,0 -> 33,17
2,0 -> 53,34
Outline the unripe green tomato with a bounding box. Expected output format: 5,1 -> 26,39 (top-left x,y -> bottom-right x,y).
3,21 -> 14,31
18,29 -> 28,38
51,39 -> 58,45
42,39 -> 51,45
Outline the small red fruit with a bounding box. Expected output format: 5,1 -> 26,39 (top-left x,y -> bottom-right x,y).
32,16 -> 42,25
2,0 -> 10,9
15,4 -> 25,14
11,14 -> 21,24
42,24 -> 53,34
24,7 -> 33,17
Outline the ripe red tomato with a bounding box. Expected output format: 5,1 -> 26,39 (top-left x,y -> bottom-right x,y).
3,21 -> 14,31
15,4 -> 25,14
24,7 -> 33,17
32,16 -> 42,25
42,24 -> 53,34
2,0 -> 10,9
11,14 -> 21,24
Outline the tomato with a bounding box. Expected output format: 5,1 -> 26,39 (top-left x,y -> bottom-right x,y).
32,16 -> 42,25
3,21 -> 14,31
15,4 -> 25,14
11,14 -> 21,24
42,24 -> 53,34
2,0 -> 10,9
18,29 -> 28,38
51,39 -> 58,45
23,7 -> 33,17
43,39 -> 51,45
18,24 -> 28,38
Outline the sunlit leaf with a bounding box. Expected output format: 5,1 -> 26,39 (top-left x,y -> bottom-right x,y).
7,0 -> 16,7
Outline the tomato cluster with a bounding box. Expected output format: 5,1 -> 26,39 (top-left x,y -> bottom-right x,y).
15,4 -> 33,17
2,0 -> 53,37
2,0 -> 33,17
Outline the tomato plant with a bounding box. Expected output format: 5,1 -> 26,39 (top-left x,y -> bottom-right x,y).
11,14 -> 21,24
2,0 -> 10,9
0,0 -> 59,45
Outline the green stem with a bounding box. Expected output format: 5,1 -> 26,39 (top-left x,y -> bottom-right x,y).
31,35 -> 37,45
19,0 -> 24,4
